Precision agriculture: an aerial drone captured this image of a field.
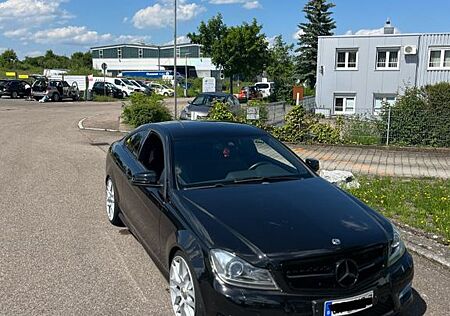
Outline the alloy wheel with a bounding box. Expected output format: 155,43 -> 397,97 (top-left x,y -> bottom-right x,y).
106,179 -> 115,221
170,255 -> 196,316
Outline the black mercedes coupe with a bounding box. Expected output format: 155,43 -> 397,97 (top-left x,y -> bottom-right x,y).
105,121 -> 414,316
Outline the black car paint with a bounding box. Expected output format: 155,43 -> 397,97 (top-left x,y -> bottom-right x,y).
92,82 -> 124,98
0,80 -> 29,98
106,121 -> 413,315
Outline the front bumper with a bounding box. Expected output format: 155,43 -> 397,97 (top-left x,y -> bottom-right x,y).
200,251 -> 414,316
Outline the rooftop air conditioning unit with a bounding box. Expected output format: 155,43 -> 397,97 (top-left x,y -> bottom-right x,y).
403,45 -> 417,55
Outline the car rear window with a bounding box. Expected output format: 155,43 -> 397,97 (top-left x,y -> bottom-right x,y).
256,83 -> 269,89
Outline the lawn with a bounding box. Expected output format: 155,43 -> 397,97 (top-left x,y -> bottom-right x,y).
346,176 -> 450,243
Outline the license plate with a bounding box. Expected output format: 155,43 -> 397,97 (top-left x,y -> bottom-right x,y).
324,291 -> 373,316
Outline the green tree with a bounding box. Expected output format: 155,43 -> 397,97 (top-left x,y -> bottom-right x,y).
266,35 -> 294,102
187,13 -> 227,59
295,0 -> 336,87
0,49 -> 19,68
189,16 -> 268,93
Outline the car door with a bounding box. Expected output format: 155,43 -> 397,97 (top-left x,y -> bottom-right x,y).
120,131 -> 164,256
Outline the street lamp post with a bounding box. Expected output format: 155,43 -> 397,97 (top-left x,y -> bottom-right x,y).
173,0 -> 178,119
184,53 -> 190,97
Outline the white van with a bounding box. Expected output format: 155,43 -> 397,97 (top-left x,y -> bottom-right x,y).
94,78 -> 139,97
255,81 -> 275,98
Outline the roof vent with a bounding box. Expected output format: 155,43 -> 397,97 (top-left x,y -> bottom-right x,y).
384,18 -> 395,34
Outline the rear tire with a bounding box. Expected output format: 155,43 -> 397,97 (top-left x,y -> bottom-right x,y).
105,177 -> 124,226
11,91 -> 18,99
52,93 -> 60,102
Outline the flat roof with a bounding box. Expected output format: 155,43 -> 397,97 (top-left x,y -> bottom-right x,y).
91,43 -> 202,50
319,32 -> 450,39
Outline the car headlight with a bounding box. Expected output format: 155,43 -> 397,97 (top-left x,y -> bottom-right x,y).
210,249 -> 278,290
388,225 -> 406,266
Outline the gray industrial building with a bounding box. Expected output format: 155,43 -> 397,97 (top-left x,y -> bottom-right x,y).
315,21 -> 450,116
90,43 -> 217,78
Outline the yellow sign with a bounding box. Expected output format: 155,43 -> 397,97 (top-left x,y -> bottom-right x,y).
18,74 -> 29,79
5,72 -> 16,77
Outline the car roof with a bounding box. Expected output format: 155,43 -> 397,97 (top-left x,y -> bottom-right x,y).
141,121 -> 265,140
197,92 -> 232,98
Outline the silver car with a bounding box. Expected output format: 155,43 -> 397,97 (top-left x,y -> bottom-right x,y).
180,92 -> 241,120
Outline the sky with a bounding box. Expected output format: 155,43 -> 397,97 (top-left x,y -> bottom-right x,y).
0,0 -> 450,59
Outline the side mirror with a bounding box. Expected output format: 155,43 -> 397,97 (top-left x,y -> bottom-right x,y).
305,158 -> 320,172
131,171 -> 161,187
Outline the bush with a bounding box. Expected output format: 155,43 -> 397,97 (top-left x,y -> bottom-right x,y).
208,101 -> 236,121
341,116 -> 382,145
122,93 -> 172,127
382,83 -> 450,147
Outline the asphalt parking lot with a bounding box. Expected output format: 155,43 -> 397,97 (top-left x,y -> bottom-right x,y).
0,98 -> 449,315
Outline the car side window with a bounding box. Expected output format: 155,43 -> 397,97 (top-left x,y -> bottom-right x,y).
63,81 -> 70,88
125,131 -> 148,157
140,133 -> 165,183
114,79 -> 121,85
253,138 -> 294,168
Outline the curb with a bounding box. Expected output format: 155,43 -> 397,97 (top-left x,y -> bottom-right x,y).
397,224 -> 450,270
78,117 -> 129,133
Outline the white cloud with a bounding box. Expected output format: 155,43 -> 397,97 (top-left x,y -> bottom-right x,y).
33,26 -> 112,45
17,26 -> 151,46
132,0 -> 205,29
209,0 -> 261,9
292,29 -> 305,40
24,51 -> 44,57
345,27 -> 401,36
163,35 -> 191,45
0,0 -> 72,29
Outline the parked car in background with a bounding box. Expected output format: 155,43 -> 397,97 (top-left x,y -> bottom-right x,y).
180,92 -> 240,120
129,79 -> 151,95
255,81 -> 275,98
105,121 -> 414,316
103,78 -> 140,97
238,86 -> 262,103
91,82 -> 124,99
0,80 -> 30,98
146,82 -> 174,96
32,79 -> 80,102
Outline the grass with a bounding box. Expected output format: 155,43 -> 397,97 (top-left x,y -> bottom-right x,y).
93,95 -> 119,102
346,176 -> 450,243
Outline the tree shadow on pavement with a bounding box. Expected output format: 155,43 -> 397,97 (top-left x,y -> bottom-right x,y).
401,289 -> 427,316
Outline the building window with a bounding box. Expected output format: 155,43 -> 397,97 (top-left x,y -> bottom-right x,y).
176,47 -> 181,58
374,95 -> 396,114
336,50 -> 358,69
334,95 -> 356,114
99,49 -> 103,58
138,48 -> 143,58
376,49 -> 399,69
428,48 -> 450,69
117,48 -> 122,59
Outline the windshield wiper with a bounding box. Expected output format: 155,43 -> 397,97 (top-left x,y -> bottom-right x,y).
232,175 -> 303,184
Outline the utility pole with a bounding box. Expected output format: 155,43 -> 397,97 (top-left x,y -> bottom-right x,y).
184,53 -> 190,97
173,0 -> 178,119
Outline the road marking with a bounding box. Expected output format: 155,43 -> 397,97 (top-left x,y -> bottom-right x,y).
77,117 -> 128,133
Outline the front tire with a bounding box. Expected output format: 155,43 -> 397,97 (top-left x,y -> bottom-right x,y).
52,93 -> 60,102
105,177 -> 124,226
11,91 -> 18,99
169,251 -> 204,316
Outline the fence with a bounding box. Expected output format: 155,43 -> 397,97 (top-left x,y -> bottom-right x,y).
321,107 -> 450,147
265,96 -> 316,126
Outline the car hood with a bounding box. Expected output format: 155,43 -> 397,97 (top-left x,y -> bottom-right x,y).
177,177 -> 391,264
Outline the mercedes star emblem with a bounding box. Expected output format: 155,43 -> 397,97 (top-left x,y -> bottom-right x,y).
335,259 -> 359,288
332,238 -> 341,245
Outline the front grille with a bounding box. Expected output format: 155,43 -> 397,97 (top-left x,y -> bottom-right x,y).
281,244 -> 387,291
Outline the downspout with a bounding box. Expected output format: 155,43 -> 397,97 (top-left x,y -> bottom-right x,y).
414,35 -> 421,88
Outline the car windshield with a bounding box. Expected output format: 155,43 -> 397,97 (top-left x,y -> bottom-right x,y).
130,81 -> 140,87
173,134 -> 312,188
122,79 -> 133,85
191,95 -> 227,107
105,83 -> 115,89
